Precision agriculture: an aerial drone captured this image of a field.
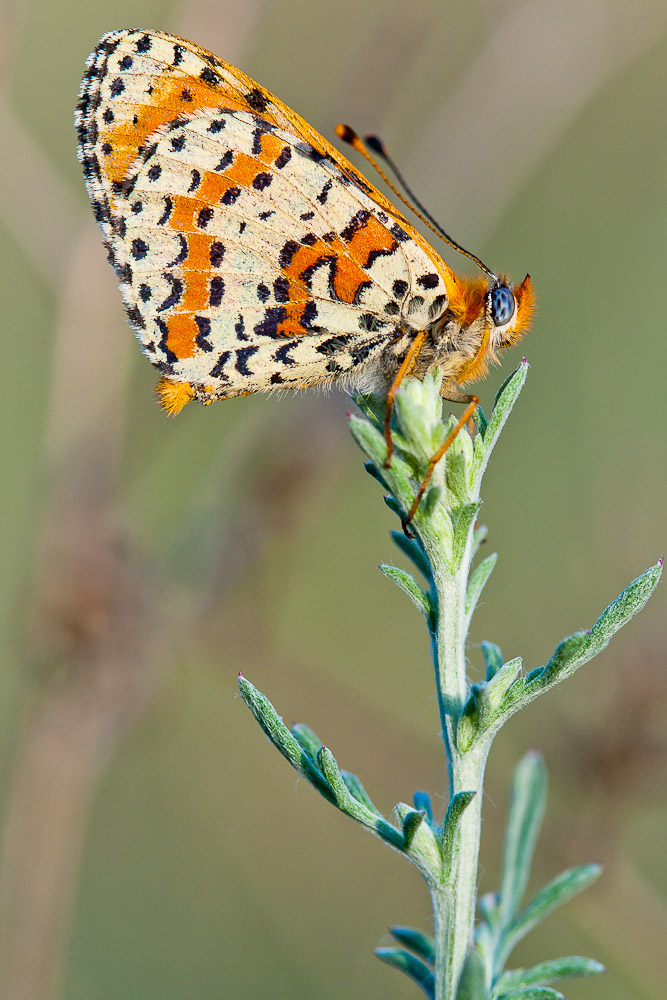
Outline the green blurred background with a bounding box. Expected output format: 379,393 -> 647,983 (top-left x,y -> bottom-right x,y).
1,0 -> 665,997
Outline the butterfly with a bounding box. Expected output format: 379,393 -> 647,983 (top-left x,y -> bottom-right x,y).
76,29 -> 533,520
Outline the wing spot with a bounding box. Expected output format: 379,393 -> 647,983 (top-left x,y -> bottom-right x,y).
147,163 -> 161,181
181,88 -> 194,102
200,66 -> 219,85
221,186 -> 241,205
210,241 -> 225,266
245,88 -> 269,112
197,206 -> 214,229
252,172 -> 273,190
210,276 -> 225,306
109,78 -> 124,97
236,345 -> 260,374
195,316 -> 214,352
417,273 -> 440,289
215,150 -> 234,171
131,238 -> 148,260
139,283 -> 152,302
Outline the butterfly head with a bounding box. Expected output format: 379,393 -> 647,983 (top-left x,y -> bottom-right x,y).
485,274 -> 534,350
442,273 -> 534,385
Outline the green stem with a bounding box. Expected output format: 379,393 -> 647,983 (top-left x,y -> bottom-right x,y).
423,483 -> 484,997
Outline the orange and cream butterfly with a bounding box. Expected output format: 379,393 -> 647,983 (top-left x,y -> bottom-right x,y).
76,28 -> 533,502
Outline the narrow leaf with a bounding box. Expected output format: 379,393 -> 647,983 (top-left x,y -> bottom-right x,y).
452,502 -> 482,568
472,403 -> 488,438
496,989 -> 563,1000
456,947 -> 489,1000
391,529 -> 433,580
364,460 -> 390,489
487,658 -> 523,710
238,676 -> 333,802
376,948 -> 435,998
473,362 -> 528,485
380,564 -> 433,622
496,955 -> 604,992
390,927 -> 435,966
340,770 -> 383,815
499,753 -> 547,927
539,561 -> 662,686
413,791 -> 434,825
291,723 -> 322,758
317,746 -> 404,847
441,791 -> 476,868
481,640 -> 503,680
466,554 -> 498,622
504,865 -> 601,956
402,809 -> 427,850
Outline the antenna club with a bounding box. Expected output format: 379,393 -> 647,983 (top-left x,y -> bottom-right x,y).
335,123 -> 357,144
365,134 -> 386,155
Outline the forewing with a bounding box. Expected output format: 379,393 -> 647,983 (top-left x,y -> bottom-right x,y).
76,29 -> 452,396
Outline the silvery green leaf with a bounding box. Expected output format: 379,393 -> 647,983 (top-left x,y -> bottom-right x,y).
401,808 -> 427,850
376,948 -> 435,998
364,460 -> 390,489
340,770 -> 383,816
499,753 -> 547,927
481,640 -> 504,679
496,955 -> 604,993
487,658 -> 522,709
472,362 -> 528,486
238,676 -> 333,802
290,723 -> 322,758
391,529 -> 433,580
390,926 -> 435,966
541,562 -> 663,685
441,791 -> 476,868
465,554 -> 498,624
317,746 -> 404,848
379,564 -> 433,622
496,989 -> 563,1000
413,791 -> 434,825
503,865 -> 601,959
456,948 -> 489,1000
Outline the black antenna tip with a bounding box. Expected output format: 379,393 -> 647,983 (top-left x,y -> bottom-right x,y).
364,134 -> 386,155
335,123 -> 357,144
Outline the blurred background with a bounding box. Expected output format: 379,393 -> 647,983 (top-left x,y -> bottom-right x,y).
0,0 -> 665,997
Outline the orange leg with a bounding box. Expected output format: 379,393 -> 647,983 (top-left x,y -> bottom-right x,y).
383,329 -> 429,468
403,392 -> 480,531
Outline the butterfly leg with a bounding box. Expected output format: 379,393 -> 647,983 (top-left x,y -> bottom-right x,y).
383,329 -> 429,467
403,389 -> 480,531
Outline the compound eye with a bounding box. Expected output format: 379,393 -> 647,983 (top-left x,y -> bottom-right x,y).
488,285 -> 515,327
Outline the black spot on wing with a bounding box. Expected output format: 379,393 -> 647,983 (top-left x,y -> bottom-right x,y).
195,316 -> 214,352
157,196 -> 173,225
209,351 -> 231,379
157,274 -> 183,312
168,234 -> 188,267
245,88 -> 269,112
235,344 -> 260,374
156,318 -> 178,363
340,209 -> 371,242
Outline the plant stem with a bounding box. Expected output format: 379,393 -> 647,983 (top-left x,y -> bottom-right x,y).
425,482 -> 486,998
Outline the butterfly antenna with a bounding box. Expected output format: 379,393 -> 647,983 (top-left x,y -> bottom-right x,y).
336,125 -> 497,283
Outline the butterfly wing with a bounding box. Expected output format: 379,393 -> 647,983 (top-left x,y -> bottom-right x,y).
76,29 -> 455,403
